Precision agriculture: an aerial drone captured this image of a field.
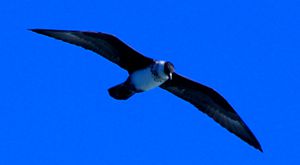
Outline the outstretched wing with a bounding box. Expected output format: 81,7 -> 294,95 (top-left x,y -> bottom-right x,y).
30,29 -> 154,73
160,73 -> 262,151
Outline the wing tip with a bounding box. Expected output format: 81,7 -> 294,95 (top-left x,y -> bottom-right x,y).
245,132 -> 263,152
253,142 -> 263,152
29,28 -> 53,36
29,28 -> 58,34
28,28 -> 40,33
244,126 -> 263,152
239,124 -> 263,152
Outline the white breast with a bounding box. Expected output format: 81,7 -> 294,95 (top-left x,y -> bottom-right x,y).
130,62 -> 168,91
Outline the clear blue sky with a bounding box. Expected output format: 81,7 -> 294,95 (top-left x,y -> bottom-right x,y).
1,0 -> 300,164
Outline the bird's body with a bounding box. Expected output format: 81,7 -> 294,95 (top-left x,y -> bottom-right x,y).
108,60 -> 172,100
130,61 -> 170,92
30,29 -> 262,152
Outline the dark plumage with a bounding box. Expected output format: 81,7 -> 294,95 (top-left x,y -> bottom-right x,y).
30,29 -> 262,152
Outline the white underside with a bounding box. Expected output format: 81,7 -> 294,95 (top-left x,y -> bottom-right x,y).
130,66 -> 168,91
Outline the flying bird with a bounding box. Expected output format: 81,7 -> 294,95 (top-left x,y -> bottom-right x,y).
30,29 -> 262,152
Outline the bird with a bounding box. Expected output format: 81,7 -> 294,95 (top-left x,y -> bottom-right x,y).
30,29 -> 262,152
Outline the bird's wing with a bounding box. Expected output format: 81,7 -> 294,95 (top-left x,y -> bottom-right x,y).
160,73 -> 262,151
30,29 -> 154,73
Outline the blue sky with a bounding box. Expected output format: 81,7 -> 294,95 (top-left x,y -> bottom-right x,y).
1,0 -> 300,164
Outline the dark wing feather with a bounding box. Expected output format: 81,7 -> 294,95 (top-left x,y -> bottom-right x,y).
160,73 -> 262,151
30,29 -> 154,72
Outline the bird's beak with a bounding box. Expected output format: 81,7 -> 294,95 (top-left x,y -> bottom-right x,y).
169,73 -> 173,80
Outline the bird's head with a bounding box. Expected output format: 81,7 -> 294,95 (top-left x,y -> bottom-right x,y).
164,62 -> 175,80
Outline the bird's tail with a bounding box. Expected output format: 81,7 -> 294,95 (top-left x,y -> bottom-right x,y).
108,83 -> 135,100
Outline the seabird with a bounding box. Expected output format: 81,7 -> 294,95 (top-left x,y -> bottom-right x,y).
30,29 -> 262,152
